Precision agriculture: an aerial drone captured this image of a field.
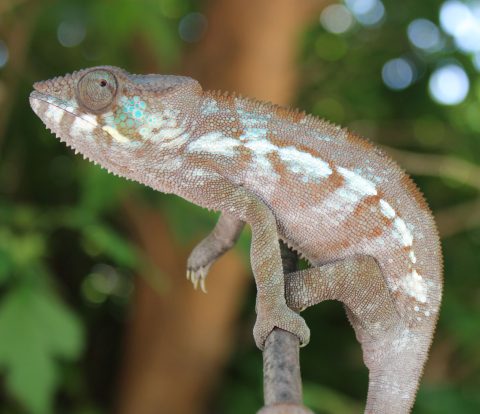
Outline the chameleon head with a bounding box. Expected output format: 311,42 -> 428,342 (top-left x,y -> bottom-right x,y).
29,65 -> 201,189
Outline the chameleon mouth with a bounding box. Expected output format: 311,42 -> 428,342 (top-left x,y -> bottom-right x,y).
29,90 -> 134,177
29,90 -> 101,133
30,90 -> 79,122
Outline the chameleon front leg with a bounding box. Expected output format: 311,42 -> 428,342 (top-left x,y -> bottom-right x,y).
285,256 -> 434,414
186,213 -> 244,292
200,183 -> 310,349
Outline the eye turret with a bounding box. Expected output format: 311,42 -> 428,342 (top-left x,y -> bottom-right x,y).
76,69 -> 117,113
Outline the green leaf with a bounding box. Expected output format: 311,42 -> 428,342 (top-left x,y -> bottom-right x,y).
0,285 -> 84,414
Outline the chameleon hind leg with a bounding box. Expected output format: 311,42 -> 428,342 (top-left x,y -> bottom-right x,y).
186,213 -> 244,292
285,256 -> 434,414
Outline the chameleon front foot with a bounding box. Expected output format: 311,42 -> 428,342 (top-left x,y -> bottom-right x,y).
186,213 -> 244,294
186,266 -> 209,293
254,302 -> 310,350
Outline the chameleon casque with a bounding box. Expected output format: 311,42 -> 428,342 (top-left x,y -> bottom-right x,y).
30,66 -> 442,413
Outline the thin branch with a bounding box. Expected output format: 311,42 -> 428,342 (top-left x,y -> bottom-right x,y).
435,198 -> 480,238
258,242 -> 314,414
384,147 -> 480,191
383,147 -> 480,237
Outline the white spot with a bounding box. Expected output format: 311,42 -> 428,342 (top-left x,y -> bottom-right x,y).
278,146 -> 332,181
81,114 -> 98,125
155,127 -> 185,140
392,217 -> 413,246
414,306 -> 419,311
65,104 -> 78,113
338,166 -> 377,195
336,186 -> 363,204
409,250 -> 417,263
379,199 -> 396,219
401,269 -> 427,303
424,311 -> 430,317
157,132 -> 190,148
245,139 -> 278,172
45,105 -> 64,124
201,98 -> 220,115
188,131 -> 240,156
240,127 -> 268,140
70,116 -> 96,140
102,125 -> 130,144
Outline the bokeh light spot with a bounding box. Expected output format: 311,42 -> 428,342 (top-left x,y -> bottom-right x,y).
57,20 -> 86,48
440,1 -> 474,36
0,40 -> 9,68
407,19 -> 442,51
455,23 -> 480,52
382,58 -> 415,90
429,64 -> 470,105
178,12 -> 207,43
320,4 -> 354,34
345,0 -> 385,26
440,1 -> 480,52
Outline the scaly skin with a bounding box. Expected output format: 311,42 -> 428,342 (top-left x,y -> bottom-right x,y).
30,66 -> 442,413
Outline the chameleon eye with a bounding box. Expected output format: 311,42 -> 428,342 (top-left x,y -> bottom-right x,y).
77,69 -> 117,113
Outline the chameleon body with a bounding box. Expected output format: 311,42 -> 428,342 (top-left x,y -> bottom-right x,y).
30,66 -> 442,413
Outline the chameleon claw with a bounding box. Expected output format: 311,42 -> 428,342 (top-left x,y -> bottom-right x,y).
200,278 -> 207,294
193,277 -> 199,290
186,269 -> 190,280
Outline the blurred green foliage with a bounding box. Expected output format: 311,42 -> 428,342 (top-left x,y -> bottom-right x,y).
0,0 -> 479,413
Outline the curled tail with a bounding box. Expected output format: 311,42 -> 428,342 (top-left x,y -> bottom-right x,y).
285,255 -> 439,413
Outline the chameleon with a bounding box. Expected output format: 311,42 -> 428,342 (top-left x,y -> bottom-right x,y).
30,66 -> 442,413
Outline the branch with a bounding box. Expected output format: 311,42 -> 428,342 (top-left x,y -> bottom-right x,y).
383,147 -> 480,237
257,242 -> 313,414
435,198 -> 480,238
384,146 -> 480,191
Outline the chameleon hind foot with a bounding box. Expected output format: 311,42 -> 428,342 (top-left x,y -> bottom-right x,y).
254,299 -> 310,350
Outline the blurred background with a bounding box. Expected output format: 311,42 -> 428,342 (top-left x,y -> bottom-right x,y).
1,0 -> 480,413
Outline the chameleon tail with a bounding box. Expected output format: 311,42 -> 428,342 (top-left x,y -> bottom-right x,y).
285,255 -> 435,414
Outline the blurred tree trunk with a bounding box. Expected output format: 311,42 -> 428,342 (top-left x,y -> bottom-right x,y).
116,1 -> 330,413
0,1 -> 39,150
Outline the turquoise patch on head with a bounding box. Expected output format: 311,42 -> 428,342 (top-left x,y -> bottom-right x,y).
126,119 -> 134,127
133,110 -> 143,119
